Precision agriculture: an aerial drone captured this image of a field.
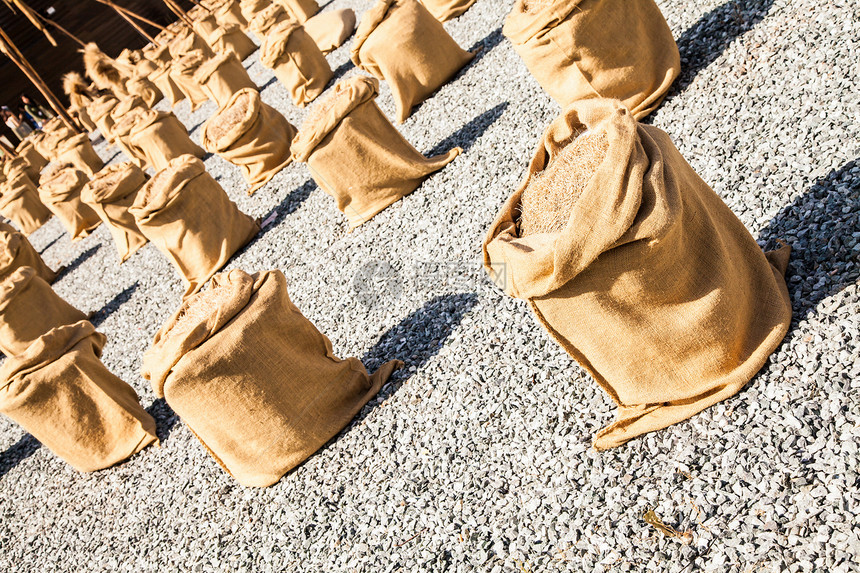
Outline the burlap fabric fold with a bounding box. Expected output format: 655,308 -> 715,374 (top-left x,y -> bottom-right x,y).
27,131 -> 51,162
351,0 -> 473,123
421,0 -> 475,21
126,75 -> 163,107
40,125 -> 77,161
38,167 -> 102,241
274,0 -> 318,22
142,268 -> 402,487
168,28 -> 215,59
292,76 -> 460,228
129,155 -> 259,297
193,13 -> 221,42
503,0 -> 680,120
55,133 -> 104,178
146,43 -> 174,67
248,3 -> 289,36
149,65 -> 186,107
0,170 -> 51,235
110,107 -> 151,170
240,0 -> 271,26
70,105 -> 98,132
128,110 -> 206,172
202,88 -> 296,194
170,51 -> 211,112
0,266 -> 88,357
2,156 -> 39,184
0,320 -> 157,472
81,162 -> 149,263
88,95 -> 120,144
304,9 -> 356,54
195,52 -> 259,107
209,24 -> 258,61
14,141 -> 48,177
215,0 -> 248,28
260,20 -> 332,107
483,99 -> 792,449
0,224 -> 56,284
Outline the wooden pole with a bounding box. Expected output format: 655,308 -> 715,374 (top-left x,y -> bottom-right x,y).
33,11 -> 86,48
90,0 -> 171,32
0,137 -> 17,158
110,4 -> 158,44
163,0 -> 195,28
9,0 -> 57,46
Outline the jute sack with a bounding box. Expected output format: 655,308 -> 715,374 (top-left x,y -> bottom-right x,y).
193,13 -> 221,42
291,76 -> 460,228
0,320 -> 157,472
215,0 -> 248,28
195,52 -> 259,108
421,0 -> 475,22
351,0 -> 473,123
55,133 -> 105,178
260,20 -> 332,107
110,107 -> 151,170
208,24 -> 258,61
28,131 -> 52,162
81,163 -> 149,263
0,266 -> 88,356
146,43 -> 174,67
149,65 -> 186,107
88,95 -> 120,144
240,0 -> 271,26
126,75 -> 163,107
483,99 -> 792,449
38,166 -> 102,241
0,224 -> 56,284
142,268 -> 402,487
128,110 -> 206,172
304,9 -> 356,54
168,28 -> 215,59
0,170 -> 51,235
2,156 -> 39,184
248,3 -> 289,36
170,51 -> 211,112
129,155 -> 259,297
70,105 -> 98,132
274,0 -> 318,22
503,0 -> 680,120
202,88 -> 296,194
14,140 -> 48,176
41,125 -> 78,161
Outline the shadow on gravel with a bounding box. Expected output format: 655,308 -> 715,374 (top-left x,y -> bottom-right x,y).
37,234 -> 62,255
146,398 -> 180,441
259,76 -> 279,91
329,60 -> 355,86
757,159 -> 860,322
0,434 -> 40,480
90,282 -> 140,327
55,244 -> 102,282
466,27 -> 505,69
425,102 -> 509,157
256,179 -> 318,238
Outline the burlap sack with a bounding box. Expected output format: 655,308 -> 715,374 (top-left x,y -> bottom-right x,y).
81,163 -> 149,263
88,95 -> 120,144
126,75 -> 163,107
195,52 -> 258,107
274,0 -> 318,22
128,155 -> 259,297
215,0 -> 248,28
142,268 -> 402,486
202,88 -> 296,194
38,167 -> 102,241
14,140 -> 48,176
503,0 -> 680,120
55,133 -> 104,178
0,266 -> 88,356
291,76 -> 460,228
128,110 -> 206,172
351,0 -> 473,123
170,51 -> 211,112
421,0 -> 475,21
0,320 -> 157,472
240,0 -> 271,26
483,99 -> 792,448
168,27 -> 214,59
70,105 -> 98,132
149,65 -> 186,107
260,20 -> 332,107
2,156 -> 39,184
146,43 -> 174,67
110,107 -> 151,170
248,3 -> 289,36
0,224 -> 56,284
208,24 -> 257,61
193,13 -> 221,42
0,170 -> 51,235
304,9 -> 356,54
41,125 -> 78,161
28,131 -> 51,162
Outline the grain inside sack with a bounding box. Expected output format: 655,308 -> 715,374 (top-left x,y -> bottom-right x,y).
169,51 -> 211,112
421,0 -> 476,22
0,222 -> 57,284
40,124 -> 78,161
0,169 -> 52,235
503,0 -> 680,120
303,9 -> 356,54
202,88 -> 296,194
291,75 -> 461,229
194,52 -> 259,108
128,155 -> 260,298
142,268 -> 403,487
208,24 -> 258,61
54,133 -> 105,178
351,0 -> 474,123
274,0 -> 318,22
0,320 -> 157,472
128,109 -> 206,172
38,165 -> 102,241
81,162 -> 149,263
259,20 -> 332,107
483,98 -> 792,449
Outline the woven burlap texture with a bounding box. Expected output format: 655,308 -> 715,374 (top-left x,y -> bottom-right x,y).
483,99 -> 792,449
128,110 -> 205,172
260,20 -> 332,107
0,222 -> 56,284
195,52 -> 259,108
0,170 -> 51,235
421,0 -> 476,22
55,133 -> 105,178
38,167 -> 102,241
110,107 -> 152,170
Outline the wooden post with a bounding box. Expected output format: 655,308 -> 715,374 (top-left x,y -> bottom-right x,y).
8,0 -> 58,47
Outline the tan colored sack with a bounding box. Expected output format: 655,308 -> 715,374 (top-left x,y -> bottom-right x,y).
146,43 -> 174,66
149,65 -> 186,107
352,0 -> 473,123
248,3 -> 288,36
70,105 -> 98,132
126,75 -> 163,107
260,20 -> 332,107
202,88 -> 295,194
215,0 -> 248,28
110,107 -> 151,170
0,320 -> 157,472
193,13 -> 221,41
88,95 -> 120,144
38,167 -> 102,241
0,225 -> 56,284
128,110 -> 206,172
170,51 -> 211,112
41,125 -> 77,161
0,266 -> 87,357
421,0 -> 475,21
129,155 -> 259,297
195,52 -> 258,107
168,28 -> 214,59
55,133 -> 104,178
304,9 -> 356,54
81,163 -> 149,263
503,0 -> 680,120
208,24 -> 257,61
274,0 -> 318,22
2,156 -> 39,184
14,141 -> 48,176
483,99 -> 792,449
240,0 -> 271,25
142,268 -> 402,487
292,76 -> 460,228
0,170 -> 51,235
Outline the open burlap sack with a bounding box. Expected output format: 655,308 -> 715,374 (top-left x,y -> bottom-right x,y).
41,125 -> 78,161
0,224 -> 56,284
168,27 -> 215,59
260,20 -> 332,107
129,155 -> 259,297
142,268 -> 402,487
274,0 -> 318,22
0,320 -> 157,472
0,266 -> 88,357
351,0 -> 473,123
38,166 -> 102,241
170,51 -> 211,112
149,65 -> 186,107
146,43 -> 174,67
110,107 -> 151,170
55,133 -> 104,178
70,105 -> 98,132
128,110 -> 206,172
292,76 -> 460,228
195,52 -> 258,107
2,156 -> 39,185
88,95 -> 120,144
126,75 -> 163,108
503,0 -> 680,120
202,88 -> 296,194
14,140 -> 48,176
304,9 -> 356,54
248,3 -> 288,36
0,170 -> 51,235
483,99 -> 792,449
81,163 -> 149,263
421,0 -> 475,21
193,13 -> 221,42
208,24 -> 258,61
215,0 -> 248,28
240,0 -> 271,26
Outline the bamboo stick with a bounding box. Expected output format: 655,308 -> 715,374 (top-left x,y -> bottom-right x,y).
9,0 -> 57,46
163,0 -> 195,28
33,11 -> 86,48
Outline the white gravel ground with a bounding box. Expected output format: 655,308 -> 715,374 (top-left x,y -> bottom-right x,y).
1,0 -> 859,571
